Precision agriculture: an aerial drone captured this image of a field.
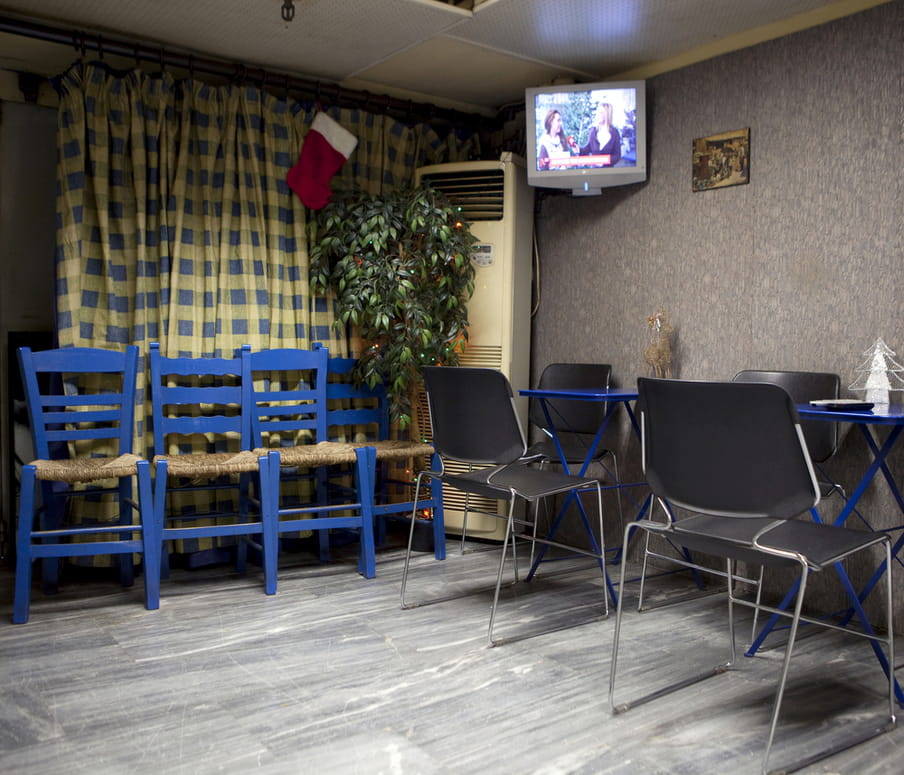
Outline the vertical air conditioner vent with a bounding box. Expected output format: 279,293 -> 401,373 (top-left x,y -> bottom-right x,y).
420,169 -> 505,221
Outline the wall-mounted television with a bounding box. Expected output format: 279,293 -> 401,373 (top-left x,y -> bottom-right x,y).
525,80 -> 646,196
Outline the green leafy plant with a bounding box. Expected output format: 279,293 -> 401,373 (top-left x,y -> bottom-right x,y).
308,183 -> 477,428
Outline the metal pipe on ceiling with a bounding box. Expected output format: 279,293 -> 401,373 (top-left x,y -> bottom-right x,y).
0,13 -> 495,131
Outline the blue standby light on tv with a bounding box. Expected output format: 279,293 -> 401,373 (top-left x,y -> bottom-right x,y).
525,80 -> 647,196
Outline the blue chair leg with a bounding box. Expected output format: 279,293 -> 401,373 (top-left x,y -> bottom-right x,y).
13,465 -> 38,624
429,453 -> 446,561
152,460 -> 171,590
136,459 -> 161,611
235,471 -> 251,573
117,476 -> 136,588
315,466 -> 332,562
39,480 -> 62,594
355,447 -> 377,579
259,452 -> 280,595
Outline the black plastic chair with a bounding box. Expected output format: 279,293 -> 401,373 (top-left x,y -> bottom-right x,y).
401,366 -> 610,646
527,362 -> 618,473
609,377 -> 895,775
731,370 -> 851,641
733,370 -> 843,498
525,362 -> 624,559
636,369 -> 845,614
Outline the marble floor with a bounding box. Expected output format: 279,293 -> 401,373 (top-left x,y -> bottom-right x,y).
1,535 -> 902,775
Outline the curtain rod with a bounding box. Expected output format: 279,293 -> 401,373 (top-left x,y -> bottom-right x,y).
0,14 -> 497,132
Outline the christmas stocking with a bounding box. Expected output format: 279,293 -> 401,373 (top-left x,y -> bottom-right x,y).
287,112 -> 358,209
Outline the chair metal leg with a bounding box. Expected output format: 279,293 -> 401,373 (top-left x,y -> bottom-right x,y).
750,564 -> 765,642
400,471 -> 430,610
761,561 -> 809,774
488,499 -> 518,647
724,560 -> 738,668
636,529 -> 653,611
459,492 -> 470,555
610,518 -> 734,715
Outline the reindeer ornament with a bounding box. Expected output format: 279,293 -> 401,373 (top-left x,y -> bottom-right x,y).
643,307 -> 674,378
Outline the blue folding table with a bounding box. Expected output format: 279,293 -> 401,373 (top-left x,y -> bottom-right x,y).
518,387 -> 648,604
746,401 -> 904,702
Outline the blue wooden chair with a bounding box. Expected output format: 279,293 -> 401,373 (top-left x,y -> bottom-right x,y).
246,346 -> 377,581
144,342 -> 275,594
14,345 -> 160,623
325,352 -> 443,559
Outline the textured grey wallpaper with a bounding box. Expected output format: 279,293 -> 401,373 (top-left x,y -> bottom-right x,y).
530,0 -> 903,619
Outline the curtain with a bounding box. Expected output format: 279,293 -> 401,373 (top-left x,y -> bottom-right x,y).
52,61 -> 479,557
54,63 -> 480,436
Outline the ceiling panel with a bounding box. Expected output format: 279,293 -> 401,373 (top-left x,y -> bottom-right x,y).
0,0 -> 892,112
351,37 -> 575,110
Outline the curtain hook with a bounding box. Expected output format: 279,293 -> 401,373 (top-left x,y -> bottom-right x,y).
97,34 -> 104,60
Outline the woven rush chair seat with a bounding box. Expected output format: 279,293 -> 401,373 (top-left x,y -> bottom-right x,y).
370,439 -> 435,461
258,440 -> 434,465
153,450 -> 260,479
255,441 -> 361,466
30,453 -> 145,483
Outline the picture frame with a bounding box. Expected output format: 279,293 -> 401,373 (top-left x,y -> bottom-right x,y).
692,128 -> 750,191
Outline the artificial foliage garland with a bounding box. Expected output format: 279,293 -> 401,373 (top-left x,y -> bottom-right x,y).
308,183 -> 477,428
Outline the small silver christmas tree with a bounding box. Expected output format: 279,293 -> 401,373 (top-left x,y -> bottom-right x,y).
849,337 -> 904,405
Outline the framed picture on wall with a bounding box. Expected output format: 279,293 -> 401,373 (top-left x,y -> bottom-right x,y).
692,128 -> 750,191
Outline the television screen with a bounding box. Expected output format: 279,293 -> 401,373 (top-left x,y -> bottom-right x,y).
525,80 -> 646,195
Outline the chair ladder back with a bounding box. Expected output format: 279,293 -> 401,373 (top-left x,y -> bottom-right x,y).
149,342 -> 251,455
18,345 -> 139,459
326,355 -> 390,441
245,345 -> 330,448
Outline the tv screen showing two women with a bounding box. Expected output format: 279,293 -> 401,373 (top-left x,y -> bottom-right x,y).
533,87 -> 638,173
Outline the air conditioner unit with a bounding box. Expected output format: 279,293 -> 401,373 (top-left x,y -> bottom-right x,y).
414,153 -> 534,541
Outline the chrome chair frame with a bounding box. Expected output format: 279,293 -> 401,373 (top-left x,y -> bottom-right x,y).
609,377 -> 896,775
401,366 -> 609,647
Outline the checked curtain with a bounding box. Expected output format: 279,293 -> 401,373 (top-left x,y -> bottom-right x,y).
54,62 -> 479,449
51,62 -> 478,555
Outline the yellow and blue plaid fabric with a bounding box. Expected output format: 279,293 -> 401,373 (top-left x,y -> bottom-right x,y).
51,62 -> 479,560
